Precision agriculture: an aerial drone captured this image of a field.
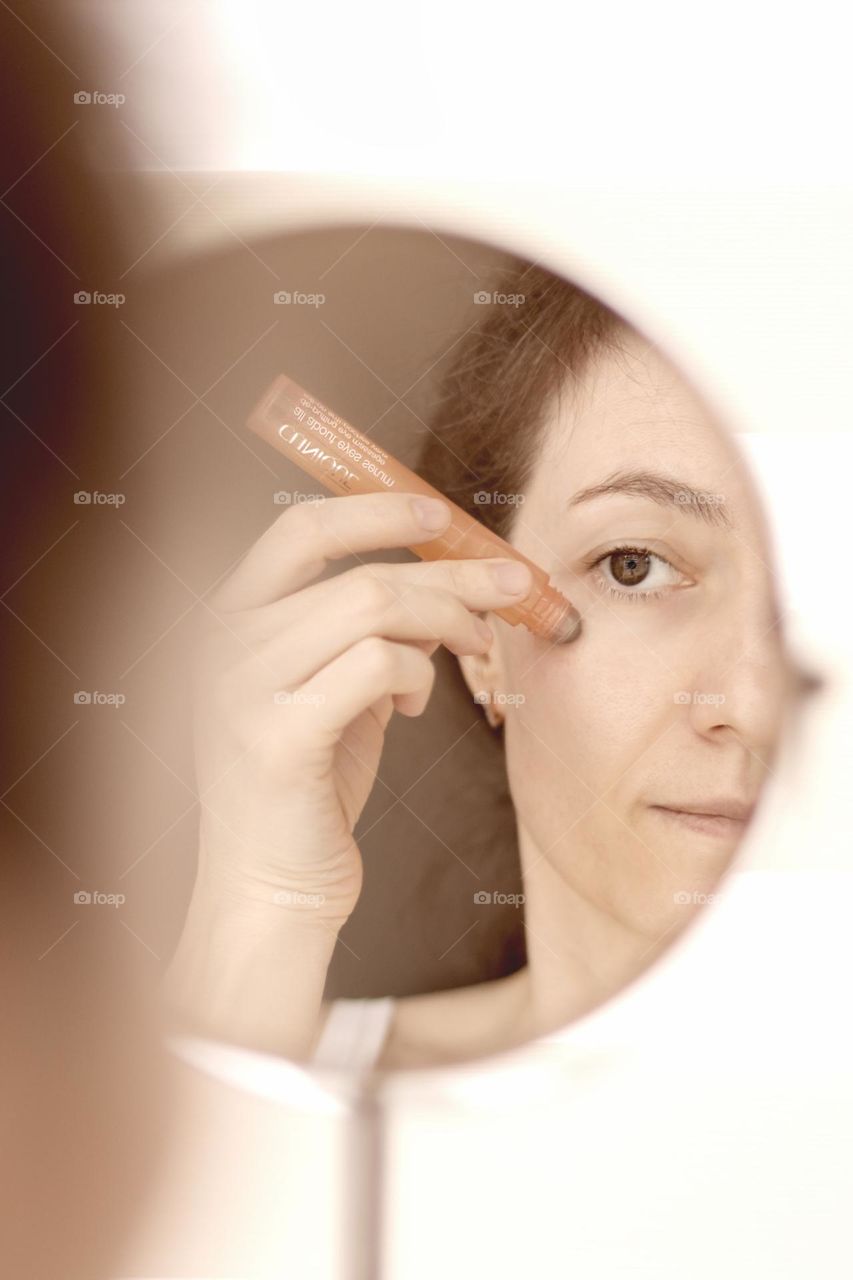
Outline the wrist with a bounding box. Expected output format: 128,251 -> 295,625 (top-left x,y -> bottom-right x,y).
165,865 -> 342,1059
194,820 -> 363,926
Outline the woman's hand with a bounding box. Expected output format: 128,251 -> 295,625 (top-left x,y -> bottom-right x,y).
165,491 -> 533,1057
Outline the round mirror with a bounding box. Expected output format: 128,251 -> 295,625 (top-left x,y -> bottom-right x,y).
125,223 -> 805,1074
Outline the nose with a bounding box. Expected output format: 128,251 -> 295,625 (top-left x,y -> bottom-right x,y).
686,591 -> 792,759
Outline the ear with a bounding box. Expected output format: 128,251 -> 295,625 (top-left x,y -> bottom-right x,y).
455,612 -> 508,705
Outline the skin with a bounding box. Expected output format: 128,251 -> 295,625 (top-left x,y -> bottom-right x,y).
386,327 -> 795,1066
166,327 -> 794,1070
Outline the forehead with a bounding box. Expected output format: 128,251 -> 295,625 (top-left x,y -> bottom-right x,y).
527,326 -> 756,521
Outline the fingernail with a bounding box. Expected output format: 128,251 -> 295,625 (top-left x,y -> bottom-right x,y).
491,561 -> 532,594
411,496 -> 451,530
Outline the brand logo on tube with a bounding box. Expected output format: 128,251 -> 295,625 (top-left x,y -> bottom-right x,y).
277,428 -> 357,484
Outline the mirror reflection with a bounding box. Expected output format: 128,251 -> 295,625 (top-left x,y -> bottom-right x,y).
152,238 -> 797,1073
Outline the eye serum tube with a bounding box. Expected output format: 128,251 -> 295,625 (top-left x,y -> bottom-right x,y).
247,373 -> 582,645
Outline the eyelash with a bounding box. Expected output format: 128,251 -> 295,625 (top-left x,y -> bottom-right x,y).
587,544 -> 678,604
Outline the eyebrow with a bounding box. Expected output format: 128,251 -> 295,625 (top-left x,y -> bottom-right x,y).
566,468 -> 734,529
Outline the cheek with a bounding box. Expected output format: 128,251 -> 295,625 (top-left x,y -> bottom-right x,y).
501,618 -> 688,932
502,611 -> 676,798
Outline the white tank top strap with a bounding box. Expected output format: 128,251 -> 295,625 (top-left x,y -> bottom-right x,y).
310,996 -> 396,1071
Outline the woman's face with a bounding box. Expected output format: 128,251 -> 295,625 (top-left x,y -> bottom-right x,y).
463,327 -> 792,943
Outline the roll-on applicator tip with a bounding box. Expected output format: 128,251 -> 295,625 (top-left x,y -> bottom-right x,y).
555,608 -> 583,644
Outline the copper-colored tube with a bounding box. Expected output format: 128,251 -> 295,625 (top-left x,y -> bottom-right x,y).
247,373 -> 582,644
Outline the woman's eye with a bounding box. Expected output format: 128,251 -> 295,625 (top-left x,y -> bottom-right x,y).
590,545 -> 684,601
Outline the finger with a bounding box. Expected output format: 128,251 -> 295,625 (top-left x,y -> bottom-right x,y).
257,579 -> 492,688
287,638 -> 437,744
392,638 -> 440,713
210,491 -> 454,612
240,550 -> 540,689
242,553 -> 533,649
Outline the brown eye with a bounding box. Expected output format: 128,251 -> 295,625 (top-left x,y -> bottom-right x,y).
609,548 -> 651,586
588,544 -> 685,600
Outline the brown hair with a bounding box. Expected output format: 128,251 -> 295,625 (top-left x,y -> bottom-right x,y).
417,257 -> 630,539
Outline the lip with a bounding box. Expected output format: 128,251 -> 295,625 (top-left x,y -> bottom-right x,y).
650,801 -> 754,839
654,798 -> 755,822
